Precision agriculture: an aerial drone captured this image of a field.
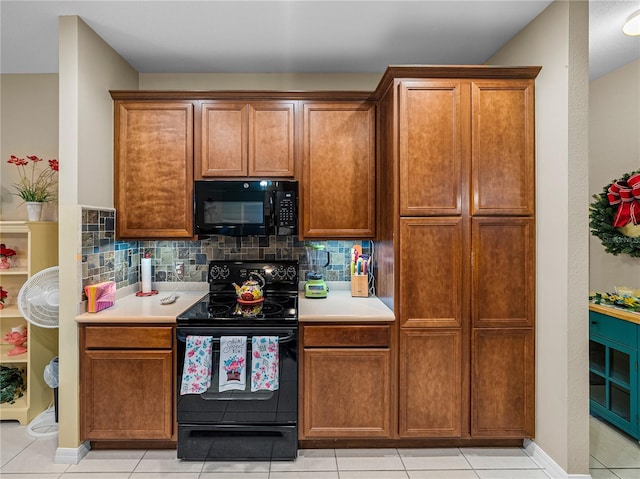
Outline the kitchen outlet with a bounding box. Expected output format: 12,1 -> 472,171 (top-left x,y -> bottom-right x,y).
175,262 -> 185,278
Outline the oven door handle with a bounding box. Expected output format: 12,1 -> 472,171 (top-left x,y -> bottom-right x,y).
215,334 -> 296,343
275,333 -> 296,344
179,332 -> 297,343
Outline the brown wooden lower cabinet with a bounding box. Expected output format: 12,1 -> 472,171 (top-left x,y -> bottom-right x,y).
300,324 -> 393,439
80,325 -> 175,441
471,327 -> 535,438
399,328 -> 463,438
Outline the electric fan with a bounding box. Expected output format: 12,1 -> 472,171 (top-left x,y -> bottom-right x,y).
18,266 -> 59,328
17,266 -> 59,437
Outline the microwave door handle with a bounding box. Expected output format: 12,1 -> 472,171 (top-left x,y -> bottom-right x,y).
269,193 -> 276,226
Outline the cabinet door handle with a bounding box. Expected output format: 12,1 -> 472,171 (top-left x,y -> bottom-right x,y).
591,321 -> 598,325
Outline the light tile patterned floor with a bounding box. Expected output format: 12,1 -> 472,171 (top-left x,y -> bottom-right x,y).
1,416 -> 638,478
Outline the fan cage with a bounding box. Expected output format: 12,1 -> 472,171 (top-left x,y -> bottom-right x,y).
17,266 -> 59,329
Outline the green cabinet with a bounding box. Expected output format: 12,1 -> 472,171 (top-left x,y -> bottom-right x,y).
589,310 -> 639,439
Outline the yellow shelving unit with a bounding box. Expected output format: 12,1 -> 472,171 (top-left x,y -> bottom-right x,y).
0,221 -> 58,425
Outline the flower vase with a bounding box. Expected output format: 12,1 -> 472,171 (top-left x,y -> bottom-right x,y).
0,257 -> 10,269
25,202 -> 43,221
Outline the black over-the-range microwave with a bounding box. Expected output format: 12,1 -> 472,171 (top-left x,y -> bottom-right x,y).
194,180 -> 298,237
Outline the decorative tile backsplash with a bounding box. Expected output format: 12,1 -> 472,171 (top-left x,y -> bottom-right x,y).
81,207 -> 370,299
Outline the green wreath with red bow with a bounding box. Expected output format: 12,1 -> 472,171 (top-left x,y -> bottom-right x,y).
590,169 -> 640,257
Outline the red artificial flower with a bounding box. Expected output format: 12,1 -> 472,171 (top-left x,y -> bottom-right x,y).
0,244 -> 16,258
6,154 -> 59,202
8,155 -> 29,166
0,286 -> 7,303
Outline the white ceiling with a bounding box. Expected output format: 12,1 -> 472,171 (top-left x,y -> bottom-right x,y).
1,1 -> 639,80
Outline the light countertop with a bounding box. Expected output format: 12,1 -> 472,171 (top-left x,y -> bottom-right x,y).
589,303 -> 640,325
75,291 -> 207,323
299,289 -> 394,322
76,284 -> 395,324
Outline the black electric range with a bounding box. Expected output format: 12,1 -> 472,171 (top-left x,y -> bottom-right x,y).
177,260 -> 299,326
175,260 -> 299,461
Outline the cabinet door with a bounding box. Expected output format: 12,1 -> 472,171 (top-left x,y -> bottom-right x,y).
399,80 -> 469,216
81,350 -> 173,440
301,102 -> 376,238
302,348 -> 392,438
471,80 -> 535,215
115,102 -> 194,238
201,102 -> 248,177
248,102 -> 296,177
471,328 -> 535,437
399,328 -> 463,437
472,217 -> 535,329
400,217 -> 466,328
590,313 -> 639,439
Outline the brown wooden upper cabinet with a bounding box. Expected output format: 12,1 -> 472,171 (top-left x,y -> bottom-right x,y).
199,101 -> 296,178
471,81 -> 535,216
399,80 -> 468,217
398,79 -> 535,216
114,101 -> 194,239
301,101 -> 376,238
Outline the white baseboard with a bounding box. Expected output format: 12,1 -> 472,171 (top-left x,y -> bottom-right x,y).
524,439 -> 592,479
54,441 -> 91,464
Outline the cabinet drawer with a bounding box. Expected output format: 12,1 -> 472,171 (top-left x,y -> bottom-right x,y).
83,326 -> 173,349
303,325 -> 390,347
590,312 -> 638,348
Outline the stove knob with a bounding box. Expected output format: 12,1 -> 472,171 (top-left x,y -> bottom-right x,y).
287,266 -> 297,281
209,266 -> 219,280
273,266 -> 284,280
219,266 -> 230,279
210,265 -> 230,280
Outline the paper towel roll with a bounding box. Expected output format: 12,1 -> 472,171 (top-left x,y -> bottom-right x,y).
141,257 -> 152,293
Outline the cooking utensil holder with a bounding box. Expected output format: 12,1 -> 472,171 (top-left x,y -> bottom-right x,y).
351,275 -> 368,297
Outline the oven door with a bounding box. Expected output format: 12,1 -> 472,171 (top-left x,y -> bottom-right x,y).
176,326 -> 298,426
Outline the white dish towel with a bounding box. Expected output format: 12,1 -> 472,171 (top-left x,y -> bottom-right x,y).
251,336 -> 279,392
219,336 -> 247,392
180,335 -> 213,395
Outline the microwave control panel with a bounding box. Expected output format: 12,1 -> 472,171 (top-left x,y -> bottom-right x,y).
276,191 -> 296,227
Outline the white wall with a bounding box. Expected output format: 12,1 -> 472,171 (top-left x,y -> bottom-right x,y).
139,72 -> 381,91
488,1 -> 590,475
589,59 -> 640,292
0,74 -> 59,221
58,15 -> 138,451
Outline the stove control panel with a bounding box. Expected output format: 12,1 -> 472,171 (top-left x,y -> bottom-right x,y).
209,264 -> 230,281
208,261 -> 299,285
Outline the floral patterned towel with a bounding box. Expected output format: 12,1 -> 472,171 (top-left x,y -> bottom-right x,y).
180,335 -> 213,395
251,336 -> 279,392
219,336 -> 247,392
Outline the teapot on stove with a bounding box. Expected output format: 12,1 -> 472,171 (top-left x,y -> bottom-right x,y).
232,272 -> 265,302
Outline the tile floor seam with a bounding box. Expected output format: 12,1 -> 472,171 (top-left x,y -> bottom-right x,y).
460,447 -> 475,471
131,452 -> 146,475
396,447 -> 408,471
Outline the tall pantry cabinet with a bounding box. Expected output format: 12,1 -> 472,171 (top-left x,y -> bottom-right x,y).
376,66 -> 539,440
